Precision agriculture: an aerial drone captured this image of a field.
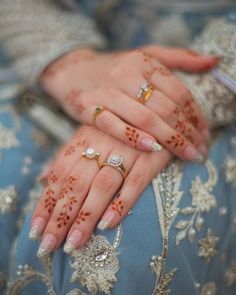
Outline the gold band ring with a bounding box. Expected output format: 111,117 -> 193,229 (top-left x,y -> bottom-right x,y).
93,106 -> 106,125
82,147 -> 101,168
101,154 -> 127,179
137,83 -> 154,104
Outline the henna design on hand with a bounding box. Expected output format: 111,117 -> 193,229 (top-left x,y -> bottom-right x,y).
125,127 -> 139,147
153,65 -> 171,77
65,89 -> 85,115
48,171 -> 58,184
76,210 -> 91,225
57,196 -> 77,228
59,176 -> 76,200
76,132 -> 89,147
65,145 -> 76,157
184,96 -> 199,128
166,133 -> 185,148
111,194 -> 124,216
44,187 -> 56,214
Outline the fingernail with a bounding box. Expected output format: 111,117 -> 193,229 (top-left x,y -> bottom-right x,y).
97,211 -> 116,231
184,145 -> 204,163
37,233 -> 57,257
38,164 -> 51,182
198,144 -> 208,158
63,229 -> 83,254
29,217 -> 46,240
141,138 -> 162,152
201,129 -> 211,144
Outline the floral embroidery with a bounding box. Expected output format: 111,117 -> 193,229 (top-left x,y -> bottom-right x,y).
224,157 -> 236,187
175,160 -> 217,244
7,257 -> 56,295
151,161 -> 184,294
198,229 -> 218,263
0,123 -> 19,150
225,261 -> 236,286
70,235 -> 120,295
0,186 -> 17,214
200,282 -> 217,295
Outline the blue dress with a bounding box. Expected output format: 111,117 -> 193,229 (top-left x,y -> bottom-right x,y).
0,1 -> 236,294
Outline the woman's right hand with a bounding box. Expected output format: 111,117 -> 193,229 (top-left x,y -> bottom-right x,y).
39,46 -> 218,162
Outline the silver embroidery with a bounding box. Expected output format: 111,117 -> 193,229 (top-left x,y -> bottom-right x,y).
0,185 -> 17,213
6,260 -> 56,295
0,123 -> 19,150
198,229 -> 218,263
224,157 -> 236,187
66,289 -> 88,295
175,160 -> 217,244
70,235 -> 119,295
225,261 -> 236,286
151,161 -> 184,294
200,282 -> 217,295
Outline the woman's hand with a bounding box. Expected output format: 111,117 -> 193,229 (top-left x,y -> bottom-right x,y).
29,126 -> 173,257
39,46 -> 219,163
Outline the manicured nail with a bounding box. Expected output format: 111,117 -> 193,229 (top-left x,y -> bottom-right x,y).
98,211 -> 116,231
141,138 -> 162,152
198,144 -> 208,158
63,229 -> 83,254
37,233 -> 57,257
201,129 -> 211,144
184,145 -> 204,163
38,164 -> 51,182
29,217 -> 46,240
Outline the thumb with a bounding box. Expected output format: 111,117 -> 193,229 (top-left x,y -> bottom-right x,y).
143,45 -> 221,72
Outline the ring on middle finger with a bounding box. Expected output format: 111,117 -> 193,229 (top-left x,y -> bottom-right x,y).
137,82 -> 154,104
82,147 -> 101,168
101,153 -> 127,180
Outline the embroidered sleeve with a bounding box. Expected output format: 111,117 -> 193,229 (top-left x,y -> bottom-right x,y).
0,0 -> 106,86
178,19 -> 236,128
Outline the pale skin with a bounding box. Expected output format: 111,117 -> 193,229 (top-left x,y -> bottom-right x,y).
31,125 -> 174,256
30,45 -> 220,256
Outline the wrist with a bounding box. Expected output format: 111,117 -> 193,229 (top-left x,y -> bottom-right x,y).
38,47 -> 95,94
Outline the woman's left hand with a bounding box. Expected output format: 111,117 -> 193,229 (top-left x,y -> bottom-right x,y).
30,125 -> 173,257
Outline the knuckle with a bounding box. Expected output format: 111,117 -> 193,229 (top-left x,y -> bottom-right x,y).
137,112 -> 156,129
109,63 -> 129,81
126,173 -> 144,188
96,112 -> 112,132
74,175 -> 87,194
93,172 -> 114,194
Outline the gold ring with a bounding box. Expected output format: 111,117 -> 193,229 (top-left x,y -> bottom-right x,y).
101,154 -> 127,179
137,83 -> 154,104
82,147 -> 101,168
93,106 -> 106,125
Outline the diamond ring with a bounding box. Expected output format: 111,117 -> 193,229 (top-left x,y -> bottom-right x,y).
137,83 -> 154,104
101,154 -> 127,179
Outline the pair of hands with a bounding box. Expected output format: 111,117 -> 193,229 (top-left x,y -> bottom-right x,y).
29,45 -> 219,257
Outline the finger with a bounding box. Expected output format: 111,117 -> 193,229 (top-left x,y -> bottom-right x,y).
37,148 -> 109,257
87,106 -> 162,152
104,92 -> 205,163
98,149 -> 173,229
29,128 -> 90,240
146,60 -> 210,139
143,45 -> 221,72
116,73 -> 207,153
64,147 -> 138,253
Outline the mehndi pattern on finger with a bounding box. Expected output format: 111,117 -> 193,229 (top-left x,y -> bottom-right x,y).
44,187 -> 56,214
111,194 -> 124,217
57,196 -> 77,228
76,210 -> 91,225
166,133 -> 185,148
125,126 -> 139,147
